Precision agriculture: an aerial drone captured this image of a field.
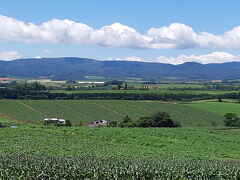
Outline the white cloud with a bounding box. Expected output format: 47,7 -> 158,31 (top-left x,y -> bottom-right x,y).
1,15 -> 240,49
34,56 -> 42,59
0,50 -> 23,61
107,56 -> 143,61
108,52 -> 240,65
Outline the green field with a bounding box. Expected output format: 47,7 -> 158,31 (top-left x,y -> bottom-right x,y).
0,100 -> 227,126
189,101 -> 240,115
1,126 -> 240,179
1,126 -> 239,159
188,100 -> 240,116
0,116 -> 13,123
1,100 -> 240,179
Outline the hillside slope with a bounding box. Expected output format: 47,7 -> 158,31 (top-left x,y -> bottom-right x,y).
1,58 -> 240,80
0,100 -> 224,126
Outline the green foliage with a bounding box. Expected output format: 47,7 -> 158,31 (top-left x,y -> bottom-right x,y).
65,120 -> 72,126
0,123 -> 5,128
10,81 -> 46,91
1,155 -> 240,179
110,112 -> 180,128
146,112 -> 180,127
1,126 -> 240,159
119,116 -> 135,127
224,113 -> 240,127
104,80 -> 123,86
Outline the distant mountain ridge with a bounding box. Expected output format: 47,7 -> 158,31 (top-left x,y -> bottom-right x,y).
0,57 -> 240,80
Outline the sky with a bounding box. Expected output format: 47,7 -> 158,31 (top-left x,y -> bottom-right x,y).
0,0 -> 240,64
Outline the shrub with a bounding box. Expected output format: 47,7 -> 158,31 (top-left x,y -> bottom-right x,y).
137,112 -> 180,128
224,113 -> 240,127
0,123 -> 5,128
110,112 -> 181,128
108,120 -> 118,127
65,120 -> 72,127
119,116 -> 135,127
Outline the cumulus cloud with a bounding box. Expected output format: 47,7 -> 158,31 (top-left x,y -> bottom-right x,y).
108,52 -> 240,65
1,15 -> 240,49
0,50 -> 23,61
34,56 -> 42,59
107,56 -> 143,61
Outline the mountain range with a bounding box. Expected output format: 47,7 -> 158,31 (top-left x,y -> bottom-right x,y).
1,57 -> 240,80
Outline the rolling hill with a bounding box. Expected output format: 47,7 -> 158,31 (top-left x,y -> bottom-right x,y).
0,100 -> 225,127
1,57 -> 240,80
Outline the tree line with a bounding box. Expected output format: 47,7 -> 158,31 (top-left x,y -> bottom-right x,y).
108,112 -> 181,128
0,82 -> 240,101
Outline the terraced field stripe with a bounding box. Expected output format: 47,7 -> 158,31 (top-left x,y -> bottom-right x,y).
92,102 -> 125,117
131,104 -> 152,113
160,103 -> 206,121
187,103 -> 223,116
0,111 -> 18,122
16,101 -> 49,116
52,101 -> 97,119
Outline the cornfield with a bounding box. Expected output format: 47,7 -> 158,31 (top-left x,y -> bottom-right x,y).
1,155 -> 240,179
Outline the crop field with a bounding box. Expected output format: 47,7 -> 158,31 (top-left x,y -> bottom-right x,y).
1,126 -> 240,179
1,126 -> 240,159
188,101 -> 240,116
0,116 -> 12,123
1,155 -> 240,179
0,100 -> 225,126
1,99 -> 239,179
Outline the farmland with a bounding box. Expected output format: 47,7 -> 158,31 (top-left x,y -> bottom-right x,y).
1,126 -> 240,179
187,100 -> 240,116
2,155 -> 240,179
2,126 -> 240,159
0,99 -> 240,179
0,99 -> 227,126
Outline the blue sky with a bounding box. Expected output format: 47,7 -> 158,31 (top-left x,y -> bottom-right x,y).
0,0 -> 240,64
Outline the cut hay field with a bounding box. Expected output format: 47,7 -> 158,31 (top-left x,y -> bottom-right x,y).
0,100 -> 227,126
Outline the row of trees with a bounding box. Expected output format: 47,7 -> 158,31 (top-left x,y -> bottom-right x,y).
0,82 -> 240,101
1,89 -> 240,101
108,112 -> 181,128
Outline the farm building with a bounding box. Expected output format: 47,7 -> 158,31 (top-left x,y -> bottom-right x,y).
43,118 -> 66,126
88,120 -> 108,127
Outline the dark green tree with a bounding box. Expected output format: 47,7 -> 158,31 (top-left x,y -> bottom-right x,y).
65,120 -> 72,127
119,116 -> 134,127
224,113 -> 240,127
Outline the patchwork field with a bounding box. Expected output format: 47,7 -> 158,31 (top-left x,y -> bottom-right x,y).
0,100 -> 227,126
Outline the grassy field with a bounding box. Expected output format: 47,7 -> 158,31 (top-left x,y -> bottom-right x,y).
1,126 -> 240,159
0,100 -> 225,126
0,116 -> 13,123
188,100 -> 240,116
